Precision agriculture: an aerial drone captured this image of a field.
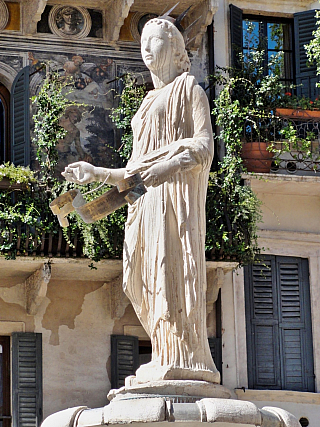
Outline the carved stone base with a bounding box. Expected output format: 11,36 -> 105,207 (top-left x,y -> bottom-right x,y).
42,394 -> 301,427
108,379 -> 231,403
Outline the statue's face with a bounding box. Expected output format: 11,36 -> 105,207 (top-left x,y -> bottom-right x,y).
141,23 -> 173,72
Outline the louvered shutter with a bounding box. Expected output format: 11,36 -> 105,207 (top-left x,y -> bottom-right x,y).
10,66 -> 30,166
208,337 -> 222,381
229,4 -> 243,68
294,10 -> 320,99
245,256 -> 315,391
277,257 -> 315,392
12,333 -> 42,427
245,257 -> 281,389
111,335 -> 139,389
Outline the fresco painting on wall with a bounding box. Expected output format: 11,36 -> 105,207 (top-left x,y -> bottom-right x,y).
29,52 -> 116,177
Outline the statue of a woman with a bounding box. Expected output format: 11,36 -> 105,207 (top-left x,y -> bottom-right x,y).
63,16 -> 219,385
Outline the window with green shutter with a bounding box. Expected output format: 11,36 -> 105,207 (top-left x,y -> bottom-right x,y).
12,333 -> 43,427
230,5 -> 319,98
244,255 -> 315,392
10,66 -> 30,166
294,10 -> 320,99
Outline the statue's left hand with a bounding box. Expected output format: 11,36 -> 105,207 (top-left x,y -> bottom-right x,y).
140,160 -> 180,187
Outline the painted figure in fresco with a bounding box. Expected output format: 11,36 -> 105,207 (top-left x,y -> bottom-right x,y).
63,55 -> 85,78
56,106 -> 92,175
62,14 -> 219,384
56,6 -> 83,35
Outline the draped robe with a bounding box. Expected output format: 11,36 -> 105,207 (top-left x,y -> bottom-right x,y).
123,72 -> 219,383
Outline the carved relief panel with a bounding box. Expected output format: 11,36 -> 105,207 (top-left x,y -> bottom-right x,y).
48,5 -> 92,39
0,1 -> 9,32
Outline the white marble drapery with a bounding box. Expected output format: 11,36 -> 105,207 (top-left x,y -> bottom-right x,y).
124,72 -> 219,383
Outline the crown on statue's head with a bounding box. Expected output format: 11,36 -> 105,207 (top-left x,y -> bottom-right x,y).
157,2 -> 201,47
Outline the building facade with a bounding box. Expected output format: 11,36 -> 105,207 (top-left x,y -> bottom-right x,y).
0,1 -> 319,427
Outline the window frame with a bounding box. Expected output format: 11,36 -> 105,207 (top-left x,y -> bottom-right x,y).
242,14 -> 295,86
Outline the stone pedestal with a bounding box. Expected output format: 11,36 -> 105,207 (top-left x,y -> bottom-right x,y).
42,380 -> 301,427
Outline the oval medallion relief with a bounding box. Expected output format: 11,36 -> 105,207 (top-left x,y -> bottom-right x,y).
49,5 -> 92,39
0,1 -> 9,32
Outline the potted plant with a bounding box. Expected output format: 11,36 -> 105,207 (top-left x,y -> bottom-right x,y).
276,92 -> 320,119
212,49 -> 285,173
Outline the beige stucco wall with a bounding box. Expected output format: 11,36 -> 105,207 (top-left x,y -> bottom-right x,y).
0,258 -> 233,418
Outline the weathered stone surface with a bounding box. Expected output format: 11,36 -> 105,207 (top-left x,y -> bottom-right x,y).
262,407 -> 301,427
25,263 -> 51,315
201,398 -> 262,424
108,380 -> 231,402
105,397 -> 166,424
41,406 -> 87,427
43,397 -> 301,426
22,0 -> 47,34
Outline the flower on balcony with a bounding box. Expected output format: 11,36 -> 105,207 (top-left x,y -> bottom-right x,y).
278,92 -> 320,110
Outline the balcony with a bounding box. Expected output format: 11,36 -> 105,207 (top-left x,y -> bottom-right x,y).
241,112 -> 320,175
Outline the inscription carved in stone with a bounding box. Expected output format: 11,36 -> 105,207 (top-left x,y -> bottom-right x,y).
48,5 -> 92,39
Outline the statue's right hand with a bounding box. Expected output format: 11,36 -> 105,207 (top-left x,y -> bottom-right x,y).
61,161 -> 97,184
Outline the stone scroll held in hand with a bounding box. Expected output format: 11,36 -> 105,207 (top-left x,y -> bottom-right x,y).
50,173 -> 146,227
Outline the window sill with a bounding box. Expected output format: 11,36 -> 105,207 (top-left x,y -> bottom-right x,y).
235,388 -> 320,405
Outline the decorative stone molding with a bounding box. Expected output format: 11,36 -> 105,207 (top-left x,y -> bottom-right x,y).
130,12 -> 157,43
48,6 -> 92,39
0,62 -> 18,91
185,0 -> 219,50
105,0 -> 135,43
22,0 -> 47,35
0,0 -> 9,32
25,263 -> 51,315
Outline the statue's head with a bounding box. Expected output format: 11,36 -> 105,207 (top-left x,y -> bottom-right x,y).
141,18 -> 190,74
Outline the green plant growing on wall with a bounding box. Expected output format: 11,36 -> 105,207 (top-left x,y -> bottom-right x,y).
32,71 -> 82,184
205,75 -> 262,265
305,9 -> 320,87
111,74 -> 146,161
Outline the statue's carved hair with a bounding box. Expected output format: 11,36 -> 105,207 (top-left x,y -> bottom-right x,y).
144,18 -> 191,73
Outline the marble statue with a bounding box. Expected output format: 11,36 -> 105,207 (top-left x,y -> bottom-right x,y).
62,15 -> 219,384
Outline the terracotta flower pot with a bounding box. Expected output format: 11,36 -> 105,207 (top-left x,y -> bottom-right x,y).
241,142 -> 273,173
275,108 -> 320,119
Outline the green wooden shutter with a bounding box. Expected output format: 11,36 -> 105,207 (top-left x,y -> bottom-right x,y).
294,10 -> 320,99
10,66 -> 30,166
12,333 -> 42,427
111,335 -> 139,389
277,257 -> 315,392
230,4 -> 243,68
208,337 -> 222,381
245,257 -> 281,389
245,256 -> 315,391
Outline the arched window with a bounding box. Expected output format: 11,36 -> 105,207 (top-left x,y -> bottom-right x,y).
0,84 -> 10,164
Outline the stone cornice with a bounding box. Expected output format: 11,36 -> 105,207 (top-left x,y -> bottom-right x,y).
0,34 -> 143,59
